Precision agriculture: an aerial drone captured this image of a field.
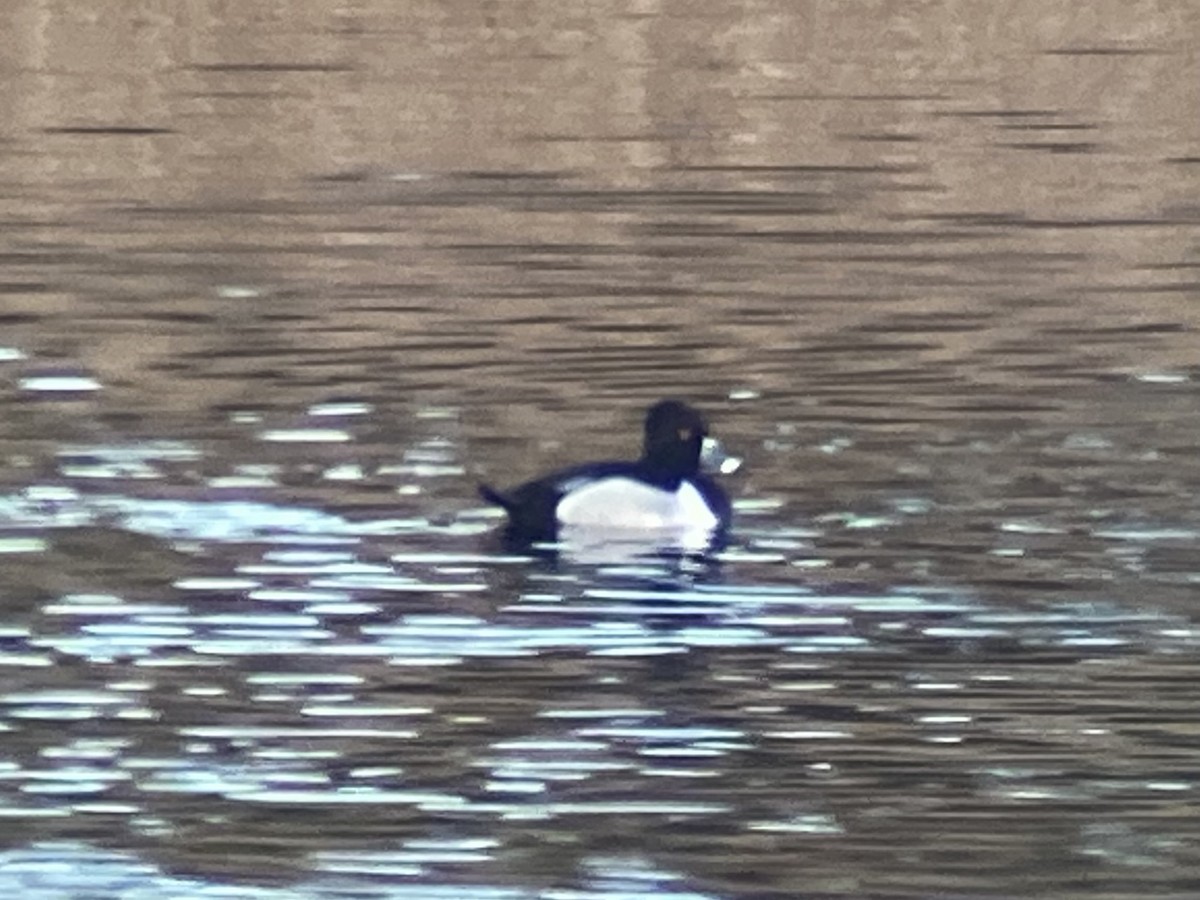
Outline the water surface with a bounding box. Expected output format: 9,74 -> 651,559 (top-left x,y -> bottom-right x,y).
1,2 -> 1200,897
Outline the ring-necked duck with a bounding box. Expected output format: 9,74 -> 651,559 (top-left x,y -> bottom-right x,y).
479,399 -> 736,548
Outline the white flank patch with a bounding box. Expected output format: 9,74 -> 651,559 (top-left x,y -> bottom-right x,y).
556,477 -> 718,533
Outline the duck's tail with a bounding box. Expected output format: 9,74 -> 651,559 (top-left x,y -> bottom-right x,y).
478,483 -> 514,513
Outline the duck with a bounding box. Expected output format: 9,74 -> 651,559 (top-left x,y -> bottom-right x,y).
479,399 -> 736,549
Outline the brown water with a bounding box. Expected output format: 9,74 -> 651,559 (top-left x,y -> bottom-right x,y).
2,2 -> 1200,898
